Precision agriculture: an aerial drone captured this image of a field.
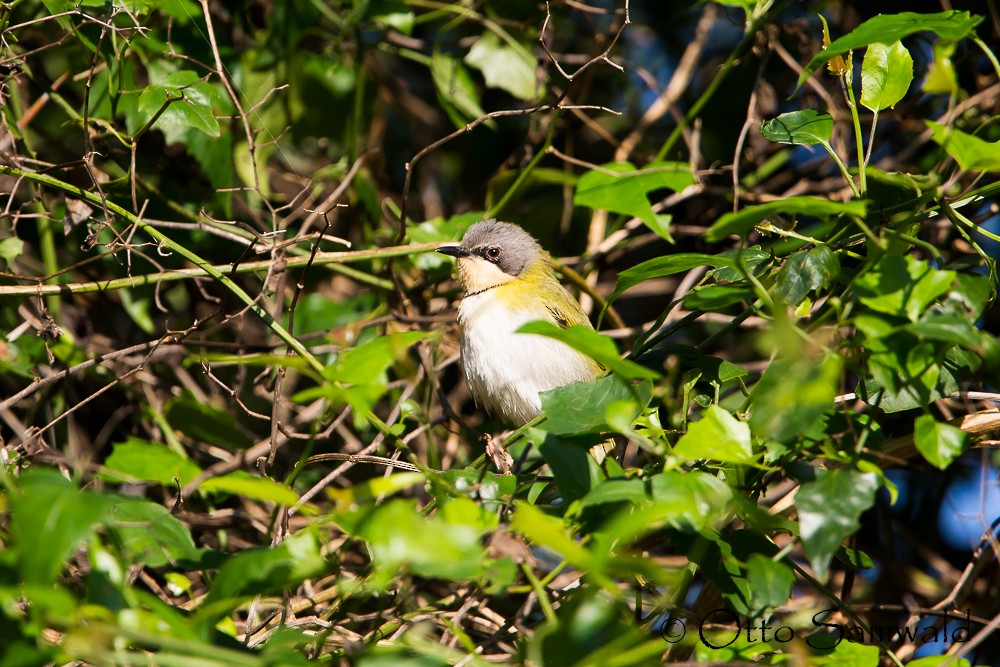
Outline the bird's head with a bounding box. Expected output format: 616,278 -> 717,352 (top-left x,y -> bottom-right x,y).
437,219 -> 554,296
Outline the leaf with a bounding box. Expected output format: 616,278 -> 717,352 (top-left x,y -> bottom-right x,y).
540,374 -> 653,436
327,331 -> 435,385
102,437 -> 202,486
927,121 -> 1000,172
746,554 -> 795,614
510,503 -> 593,569
517,321 -> 659,380
796,468 -> 879,579
860,41 -> 913,111
11,470 -> 116,586
107,498 -> 202,568
796,11 -> 983,91
760,110 -> 833,146
0,236 -> 24,268
913,414 -> 968,470
134,70 -> 221,142
464,32 -> 536,101
672,405 -> 755,464
906,658 -> 971,667
855,254 -> 956,321
201,471 -> 299,506
535,429 -> 602,502
431,51 -> 488,128
750,353 -> 842,443
579,479 -> 648,509
648,471 -> 733,534
924,40 -> 958,95
683,284 -> 752,311
810,641 -> 880,667
338,498 -> 493,586
706,197 -> 865,242
574,162 -> 694,233
200,529 -> 327,620
774,245 -> 840,305
608,253 -> 735,303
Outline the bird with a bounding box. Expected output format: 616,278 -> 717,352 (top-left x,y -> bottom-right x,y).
437,219 -> 605,428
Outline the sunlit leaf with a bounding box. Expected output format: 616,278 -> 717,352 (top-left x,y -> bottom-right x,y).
913,414 -> 968,470
746,554 -> 795,614
927,121 -> 1000,172
540,374 -> 653,436
465,32 -> 536,101
672,405 -> 755,464
574,162 -> 694,234
102,437 -> 202,486
796,468 -> 879,579
860,41 -> 913,111
760,110 -> 833,146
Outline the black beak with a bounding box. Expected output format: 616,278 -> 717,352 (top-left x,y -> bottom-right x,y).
436,245 -> 470,258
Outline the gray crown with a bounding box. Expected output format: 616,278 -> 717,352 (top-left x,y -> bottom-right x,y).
459,219 -> 546,277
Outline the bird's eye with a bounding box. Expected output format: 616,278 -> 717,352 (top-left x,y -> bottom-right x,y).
485,247 -> 501,261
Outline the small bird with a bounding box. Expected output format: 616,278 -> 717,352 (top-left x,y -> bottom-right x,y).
437,220 -> 604,426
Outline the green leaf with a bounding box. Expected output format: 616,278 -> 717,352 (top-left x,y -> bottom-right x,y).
574,162 -> 694,233
108,498 -> 202,568
913,414 -> 968,470
746,554 -> 795,614
796,468 -> 879,579
706,197 -> 865,242
760,110 -> 833,146
102,437 -> 202,486
328,330 -> 435,385
200,529 -> 327,619
367,0 -> 414,34
683,284 -> 752,311
774,245 -> 840,305
855,255 -> 956,321
750,353 -> 842,443
608,253 -> 735,303
464,32 -> 536,101
672,405 -> 755,464
796,11 -> 983,90
810,640 -> 880,667
339,498 -> 493,586
927,121 -> 1000,172
11,470 -> 116,586
540,374 -> 653,436
201,471 -> 299,506
431,51 -> 488,128
134,70 -> 221,141
0,236 -> 24,268
518,321 -> 659,380
511,502 -> 593,569
860,41 -> 914,111
924,40 -> 958,95
906,657 -> 971,667
535,429 -> 602,502
648,471 -> 733,534
579,479 -> 648,509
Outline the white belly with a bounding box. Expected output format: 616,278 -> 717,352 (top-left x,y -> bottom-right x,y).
458,291 -> 596,424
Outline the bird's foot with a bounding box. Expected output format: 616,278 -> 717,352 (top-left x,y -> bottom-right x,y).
482,433 -> 513,474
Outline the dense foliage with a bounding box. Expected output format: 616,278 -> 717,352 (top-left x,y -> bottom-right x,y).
1,0 -> 999,665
